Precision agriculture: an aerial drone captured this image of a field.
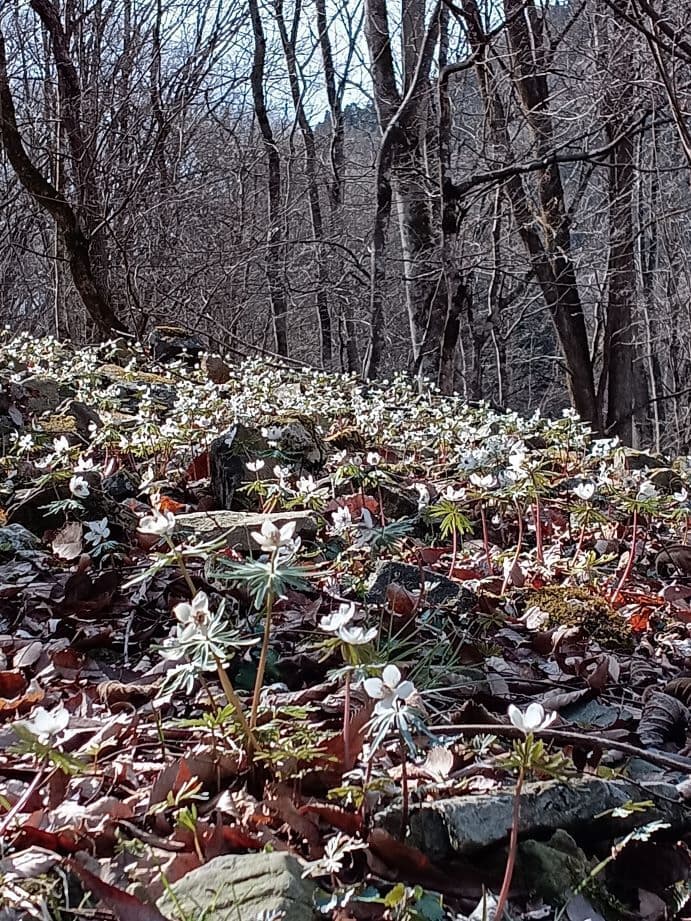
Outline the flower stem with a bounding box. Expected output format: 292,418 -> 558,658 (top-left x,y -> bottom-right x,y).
449,527 -> 458,578
343,670 -> 351,769
166,537 -> 196,596
213,654 -> 256,749
611,507 -> 638,602
250,588 -> 274,730
480,504 -> 492,574
534,495 -> 543,564
493,761 -> 525,920
399,733 -> 409,839
501,501 -> 524,595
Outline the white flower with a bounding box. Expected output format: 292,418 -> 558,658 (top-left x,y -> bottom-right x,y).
246,458 -> 265,473
84,518 -> 110,545
674,487 -> 688,504
413,483 -> 431,509
637,481 -> 658,502
331,505 -> 352,535
470,473 -> 495,489
507,702 -> 556,733
139,467 -> 155,491
520,605 -> 550,630
250,518 -> 296,552
138,508 -> 176,536
69,475 -> 90,498
53,436 -> 70,455
442,485 -> 465,501
174,591 -> 210,635
74,456 -> 95,472
509,448 -> 526,470
17,434 -> 34,452
366,451 -> 381,466
573,482 -> 595,501
302,832 -> 367,878
17,704 -> 70,743
337,624 -> 377,645
296,475 -> 318,496
320,602 -> 354,633
363,664 -> 416,714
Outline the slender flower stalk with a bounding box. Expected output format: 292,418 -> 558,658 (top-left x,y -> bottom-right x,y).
501,500 -> 524,595
493,762 -> 525,920
251,580 -> 275,730
611,507 -> 638,602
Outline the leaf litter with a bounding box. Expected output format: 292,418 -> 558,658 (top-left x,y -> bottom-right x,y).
1,331 -> 691,918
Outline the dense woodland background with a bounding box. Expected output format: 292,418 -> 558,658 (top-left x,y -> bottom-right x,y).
0,0 -> 690,450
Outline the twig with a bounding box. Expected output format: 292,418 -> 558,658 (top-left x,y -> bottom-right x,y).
435,723 -> 691,774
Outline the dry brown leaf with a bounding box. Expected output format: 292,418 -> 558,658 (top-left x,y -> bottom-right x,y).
52,521 -> 83,560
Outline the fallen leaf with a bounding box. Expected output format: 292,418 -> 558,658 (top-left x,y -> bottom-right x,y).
66,859 -> 169,920
52,522 -> 83,560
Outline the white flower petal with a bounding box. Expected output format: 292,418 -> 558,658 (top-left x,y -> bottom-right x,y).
381,664 -> 401,688
363,677 -> 384,699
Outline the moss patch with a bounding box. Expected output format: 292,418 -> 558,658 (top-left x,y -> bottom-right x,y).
525,584 -> 633,650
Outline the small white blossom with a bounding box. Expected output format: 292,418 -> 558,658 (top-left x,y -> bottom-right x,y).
413,483 -> 431,509
366,451 -> 381,466
320,603 -> 354,633
246,458 -> 265,472
302,832 -> 367,878
674,487 -> 688,504
17,704 -> 70,743
174,591 -> 211,636
84,518 -> 110,545
69,475 -> 90,498
250,518 -> 296,552
470,473 -> 496,489
637,481 -> 658,502
337,624 -> 377,645
507,702 -> 556,733
296,475 -> 318,497
74,455 -> 95,472
53,436 -> 70,455
520,605 -> 550,630
331,505 -> 352,535
138,508 -> 176,536
573,482 -> 595,501
442,484 -> 465,501
363,664 -> 416,714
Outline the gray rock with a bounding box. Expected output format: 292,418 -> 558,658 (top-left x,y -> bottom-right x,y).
156,851 -> 318,921
176,510 -> 319,551
103,470 -> 139,502
380,777 -> 691,860
366,560 -> 476,611
518,830 -> 591,905
0,524 -> 41,557
210,421 -> 325,510
19,376 -> 67,414
149,325 -> 203,364
209,424 -> 268,509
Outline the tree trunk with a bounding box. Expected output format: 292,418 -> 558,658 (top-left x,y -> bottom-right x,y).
365,0 -> 451,386
274,0 -> 331,367
0,27 -> 125,336
248,0 -> 288,356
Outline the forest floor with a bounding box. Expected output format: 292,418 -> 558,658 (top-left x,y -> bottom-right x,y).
2,330 -> 691,921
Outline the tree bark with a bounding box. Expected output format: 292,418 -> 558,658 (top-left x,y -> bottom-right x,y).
456,0 -> 599,428
0,26 -> 125,336
248,0 -> 288,356
365,0 -> 451,385
274,0 -> 331,366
